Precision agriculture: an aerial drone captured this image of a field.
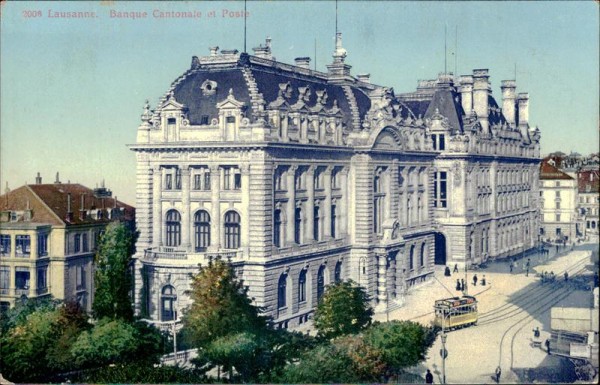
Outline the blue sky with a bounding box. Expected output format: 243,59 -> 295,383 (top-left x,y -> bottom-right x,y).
1,1 -> 598,204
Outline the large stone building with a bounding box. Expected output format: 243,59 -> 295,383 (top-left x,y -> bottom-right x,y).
0,175 -> 134,312
130,36 -> 540,327
577,169 -> 600,237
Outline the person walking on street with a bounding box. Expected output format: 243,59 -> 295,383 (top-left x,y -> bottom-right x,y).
545,339 -> 551,355
425,369 -> 434,384
473,274 -> 478,287
495,366 -> 502,383
453,263 -> 459,273
444,266 -> 451,277
564,271 -> 568,282
509,262 -> 514,273
481,275 -> 486,286
461,278 -> 465,291
456,279 -> 461,291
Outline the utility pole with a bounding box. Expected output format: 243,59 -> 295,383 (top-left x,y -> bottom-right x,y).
435,303 -> 448,384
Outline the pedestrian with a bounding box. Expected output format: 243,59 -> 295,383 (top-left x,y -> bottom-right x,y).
526,258 -> 530,268
509,262 -> 513,273
556,244 -> 559,254
594,271 -> 599,288
461,278 -> 465,291
445,266 -> 451,277
533,327 -> 540,338
473,274 -> 478,287
456,279 -> 461,291
453,263 -> 459,273
495,366 -> 502,383
481,275 -> 486,286
564,271 -> 568,282
425,369 -> 434,384
545,339 -> 551,355
526,266 -> 529,277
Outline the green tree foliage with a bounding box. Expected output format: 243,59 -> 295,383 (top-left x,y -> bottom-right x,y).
69,363 -> 205,383
71,318 -> 163,368
183,259 -> 267,348
93,221 -> 136,321
0,301 -> 89,382
313,280 -> 373,340
364,320 -> 438,376
0,296 -> 60,334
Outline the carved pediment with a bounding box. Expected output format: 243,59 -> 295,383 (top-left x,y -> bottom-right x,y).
216,89 -> 245,109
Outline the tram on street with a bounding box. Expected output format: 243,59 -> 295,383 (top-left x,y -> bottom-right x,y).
433,295 -> 478,330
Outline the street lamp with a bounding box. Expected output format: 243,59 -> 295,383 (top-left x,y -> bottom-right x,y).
441,332 -> 448,384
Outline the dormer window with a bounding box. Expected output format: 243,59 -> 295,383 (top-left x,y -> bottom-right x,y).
201,80 -> 218,96
201,115 -> 210,125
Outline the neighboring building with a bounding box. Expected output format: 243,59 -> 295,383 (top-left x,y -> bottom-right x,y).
578,169 -> 600,237
0,174 -> 134,311
131,35 -> 540,327
539,159 -> 579,242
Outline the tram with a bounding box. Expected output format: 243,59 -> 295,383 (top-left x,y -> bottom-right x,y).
433,295 -> 478,330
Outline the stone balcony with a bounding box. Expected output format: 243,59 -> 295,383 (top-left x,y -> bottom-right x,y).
143,246 -> 239,266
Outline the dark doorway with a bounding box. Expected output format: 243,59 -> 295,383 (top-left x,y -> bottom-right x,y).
434,233 -> 447,265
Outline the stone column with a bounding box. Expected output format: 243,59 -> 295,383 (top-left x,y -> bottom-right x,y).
240,164 -> 250,257
210,165 -> 221,250
181,167 -> 191,249
306,166 -> 315,242
339,168 -> 349,236
390,160 -> 399,220
286,165 -> 297,245
401,168 -> 409,226
378,254 -> 388,305
323,166 -> 333,239
152,166 -> 163,247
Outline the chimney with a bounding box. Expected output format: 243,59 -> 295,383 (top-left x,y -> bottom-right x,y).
79,193 -> 87,220
209,46 -> 219,56
114,196 -> 118,209
252,37 -> 273,60
327,32 -> 352,80
294,57 -> 311,69
66,193 -> 73,222
459,76 -> 473,116
517,92 -> 529,128
55,172 -> 61,184
501,80 -> 517,126
356,73 -> 371,84
35,172 -> 42,185
472,69 -> 490,133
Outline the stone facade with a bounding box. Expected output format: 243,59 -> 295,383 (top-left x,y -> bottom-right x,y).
131,36 -> 541,327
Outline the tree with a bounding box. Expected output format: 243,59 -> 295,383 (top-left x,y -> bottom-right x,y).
183,259 -> 267,348
313,280 -> 373,340
71,318 -> 163,368
93,221 -> 136,321
364,320 -> 438,377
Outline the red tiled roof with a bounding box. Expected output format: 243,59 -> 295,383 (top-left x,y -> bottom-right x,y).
578,170 -> 600,193
0,183 -> 135,226
539,160 -> 573,180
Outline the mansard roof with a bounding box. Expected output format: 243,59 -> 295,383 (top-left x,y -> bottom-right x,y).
167,53 -> 373,130
423,87 -> 464,132
577,170 -> 600,193
0,184 -> 134,226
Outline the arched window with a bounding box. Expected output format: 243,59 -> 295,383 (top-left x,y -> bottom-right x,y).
334,261 -> 342,282
274,209 -> 282,247
298,269 -> 307,303
313,206 -> 320,241
277,274 -> 287,309
409,245 -> 415,270
420,243 -> 426,267
165,210 -> 181,247
161,285 -> 177,321
317,265 -> 326,301
294,207 -> 302,244
194,210 -> 211,251
224,211 -> 241,249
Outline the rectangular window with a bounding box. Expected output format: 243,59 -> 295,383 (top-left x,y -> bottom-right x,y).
37,234 -> 48,256
331,171 -> 338,189
555,181 -> 560,187
201,115 -> 209,125
556,214 -> 561,222
556,228 -> 562,235
234,171 -> 241,190
555,191 -> 560,198
175,169 -> 182,190
555,202 -> 561,209
0,266 -> 9,293
165,174 -> 173,190
432,134 -> 437,150
37,267 -> 47,291
439,134 -> 445,150
76,265 -> 85,290
15,235 -> 30,257
204,171 -> 211,190
224,168 -> 231,190
82,233 -> 89,252
0,235 -> 10,256
434,172 -> 448,208
74,234 -> 81,253
194,174 -> 202,190
15,267 -> 30,291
